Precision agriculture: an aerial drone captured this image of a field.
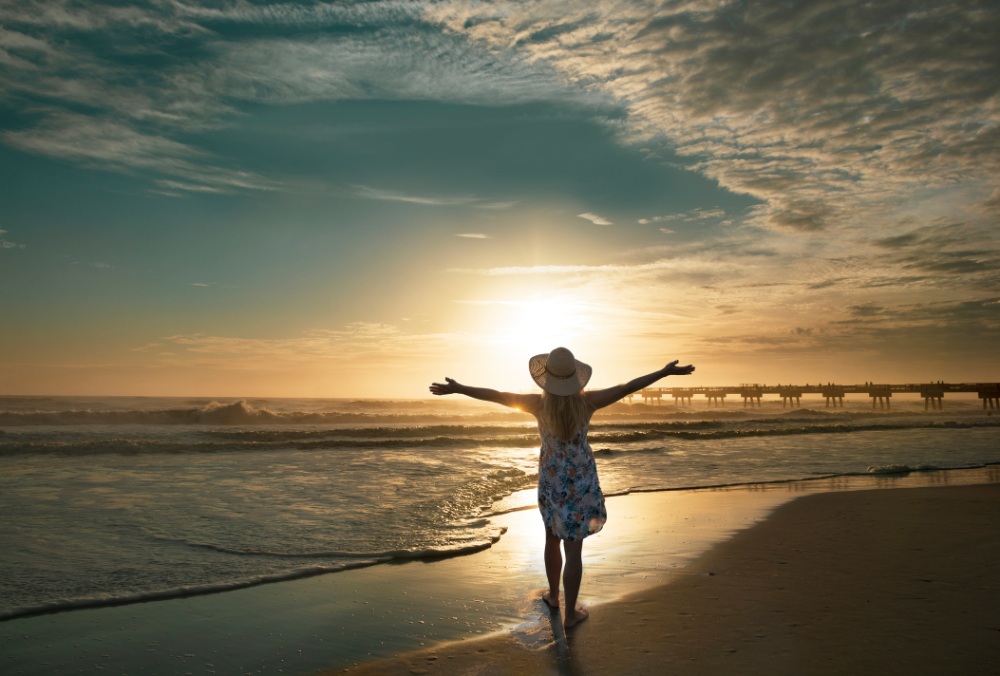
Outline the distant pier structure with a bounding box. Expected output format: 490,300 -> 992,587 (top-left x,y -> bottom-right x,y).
634,382 -> 1000,411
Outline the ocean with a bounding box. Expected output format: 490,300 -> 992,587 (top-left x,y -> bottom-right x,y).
1,394 -> 999,624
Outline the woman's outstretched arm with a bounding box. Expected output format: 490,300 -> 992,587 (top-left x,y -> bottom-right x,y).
585,360 -> 695,410
430,377 -> 539,412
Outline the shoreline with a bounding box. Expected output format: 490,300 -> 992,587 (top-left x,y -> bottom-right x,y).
10,462 -> 998,625
1,466 -> 997,674
344,476 -> 1000,675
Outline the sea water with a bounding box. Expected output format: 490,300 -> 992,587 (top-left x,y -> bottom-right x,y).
1,394 -> 999,622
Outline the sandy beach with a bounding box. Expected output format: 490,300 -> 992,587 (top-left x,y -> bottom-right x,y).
344,481 -> 1000,675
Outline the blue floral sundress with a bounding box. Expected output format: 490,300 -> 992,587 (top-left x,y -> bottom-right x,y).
536,417 -> 607,541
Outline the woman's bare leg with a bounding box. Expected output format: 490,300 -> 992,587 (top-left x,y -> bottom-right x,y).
562,538 -> 588,627
543,529 -> 562,608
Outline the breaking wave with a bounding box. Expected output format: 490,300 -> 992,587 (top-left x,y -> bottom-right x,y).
0,533 -> 508,622
0,400 -> 533,427
3,414 -> 998,457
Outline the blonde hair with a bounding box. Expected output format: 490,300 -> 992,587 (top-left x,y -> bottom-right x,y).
539,392 -> 592,442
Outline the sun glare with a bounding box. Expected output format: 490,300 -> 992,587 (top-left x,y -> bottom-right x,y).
485,295 -> 595,365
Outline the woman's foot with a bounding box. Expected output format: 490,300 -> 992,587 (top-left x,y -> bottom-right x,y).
564,606 -> 588,628
542,591 -> 560,610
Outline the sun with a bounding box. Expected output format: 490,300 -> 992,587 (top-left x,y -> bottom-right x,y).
484,294 -> 595,365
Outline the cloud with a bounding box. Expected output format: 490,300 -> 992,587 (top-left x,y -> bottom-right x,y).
70,260 -> 112,269
5,0 -> 998,227
0,0 -> 605,193
428,0 -> 1000,233
455,233 -> 490,239
808,278 -> 846,290
577,212 -> 612,225
862,220 -> 1000,291
448,262 -> 629,276
0,229 -> 26,249
681,294 -> 1000,371
873,233 -> 921,249
10,0 -> 996,235
639,208 -> 727,225
351,185 -> 478,206
2,112 -> 277,193
849,303 -> 887,318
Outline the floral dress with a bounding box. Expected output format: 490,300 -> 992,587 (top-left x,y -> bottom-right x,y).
536,418 -> 607,541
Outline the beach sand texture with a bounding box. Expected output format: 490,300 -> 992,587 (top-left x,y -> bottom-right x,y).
343,483 -> 1000,675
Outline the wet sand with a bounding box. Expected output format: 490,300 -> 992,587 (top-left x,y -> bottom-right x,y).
342,482 -> 1000,675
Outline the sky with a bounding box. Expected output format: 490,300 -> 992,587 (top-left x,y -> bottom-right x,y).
1,0 -> 998,398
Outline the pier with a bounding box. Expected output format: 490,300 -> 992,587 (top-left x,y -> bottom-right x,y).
635,382 -> 1000,410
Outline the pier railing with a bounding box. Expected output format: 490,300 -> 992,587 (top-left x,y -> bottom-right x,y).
635,382 -> 1000,410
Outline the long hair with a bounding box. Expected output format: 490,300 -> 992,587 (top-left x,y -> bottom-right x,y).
539,391 -> 592,442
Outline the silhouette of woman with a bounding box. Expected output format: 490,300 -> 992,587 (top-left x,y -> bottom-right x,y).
430,347 -> 695,627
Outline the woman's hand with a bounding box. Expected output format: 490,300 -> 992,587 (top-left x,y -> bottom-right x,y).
429,377 -> 462,396
663,360 -> 695,376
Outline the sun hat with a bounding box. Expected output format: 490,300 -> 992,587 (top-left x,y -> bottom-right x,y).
528,347 -> 592,396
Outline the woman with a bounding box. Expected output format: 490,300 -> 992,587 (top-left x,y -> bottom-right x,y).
430,347 -> 695,627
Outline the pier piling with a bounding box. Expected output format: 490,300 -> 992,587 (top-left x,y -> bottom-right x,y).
739,388 -> 763,408
821,386 -> 846,408
919,384 -> 946,410
706,392 -> 727,407
641,389 -> 663,405
778,387 -> 803,408
869,386 -> 892,409
979,385 -> 1000,411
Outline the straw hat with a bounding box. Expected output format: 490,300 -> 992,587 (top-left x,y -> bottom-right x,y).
528,347 -> 592,396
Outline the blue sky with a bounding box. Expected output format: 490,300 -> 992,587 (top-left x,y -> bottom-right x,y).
1,0 -> 998,397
